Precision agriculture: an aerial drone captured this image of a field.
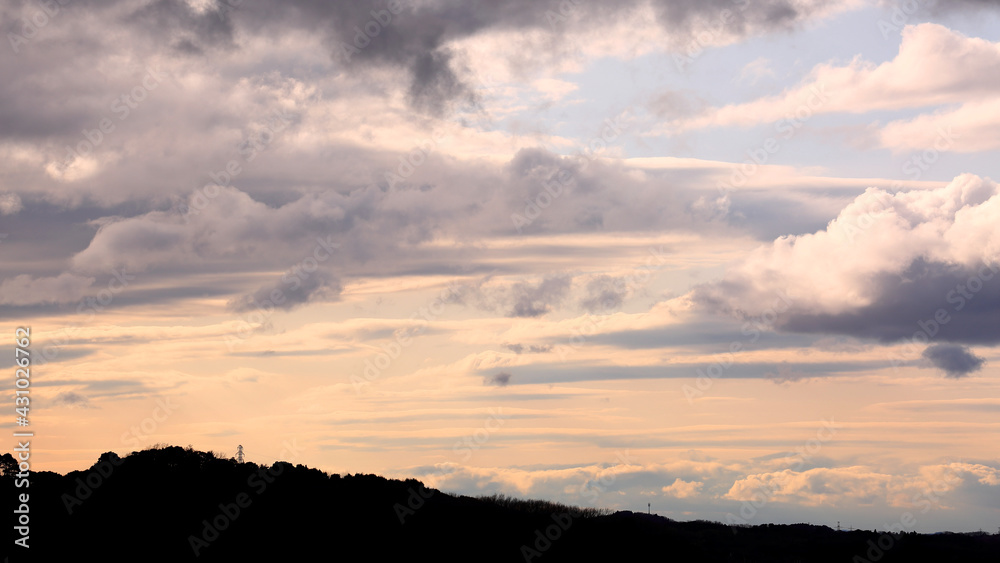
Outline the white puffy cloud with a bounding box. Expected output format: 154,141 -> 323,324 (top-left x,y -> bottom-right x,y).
879,98 -> 1000,153
667,23 -> 1000,154
692,174 -> 1000,344
662,477 -> 705,498
726,466 -> 893,506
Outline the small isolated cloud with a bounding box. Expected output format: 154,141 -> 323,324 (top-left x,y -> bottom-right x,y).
0,193 -> 22,215
736,57 -> 775,85
765,362 -> 812,384
661,478 -> 704,499
54,392 -> 94,409
504,343 -> 553,354
484,372 -> 512,387
922,344 -> 986,378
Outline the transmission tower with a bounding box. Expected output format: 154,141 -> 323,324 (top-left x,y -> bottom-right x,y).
236,444 -> 245,464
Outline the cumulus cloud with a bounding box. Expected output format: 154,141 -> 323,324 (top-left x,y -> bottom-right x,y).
921,343 -> 985,378
692,174 -> 1000,344
726,467 -> 893,506
662,477 -> 704,498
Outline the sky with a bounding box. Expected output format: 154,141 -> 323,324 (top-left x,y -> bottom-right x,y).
1,0 -> 999,533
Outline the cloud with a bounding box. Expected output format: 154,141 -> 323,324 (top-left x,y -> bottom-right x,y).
53,391 -> 94,409
726,467 -> 891,506
661,477 -> 704,498
485,372 -> 513,387
736,57 -> 775,85
507,276 -> 572,317
579,275 -> 629,313
764,362 -> 812,384
691,174 -> 1000,345
666,23 -> 1000,152
228,268 -> 342,313
0,273 -> 96,306
456,274 -> 573,318
0,193 -> 22,215
921,344 -> 985,378
504,343 -> 553,354
879,98 -> 1000,153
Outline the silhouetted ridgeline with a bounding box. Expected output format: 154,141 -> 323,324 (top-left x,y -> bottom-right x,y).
2,446 -> 998,562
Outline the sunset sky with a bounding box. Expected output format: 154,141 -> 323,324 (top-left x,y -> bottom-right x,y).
2,0 -> 999,533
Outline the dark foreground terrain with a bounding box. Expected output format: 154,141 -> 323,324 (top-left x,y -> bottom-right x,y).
2,446 -> 998,562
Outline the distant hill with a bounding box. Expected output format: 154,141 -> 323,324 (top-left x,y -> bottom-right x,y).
2,445 -> 998,562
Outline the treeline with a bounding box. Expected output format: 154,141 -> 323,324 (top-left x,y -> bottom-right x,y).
1,445 -> 998,562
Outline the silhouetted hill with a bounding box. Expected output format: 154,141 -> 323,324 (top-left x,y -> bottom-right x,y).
1,446 -> 998,562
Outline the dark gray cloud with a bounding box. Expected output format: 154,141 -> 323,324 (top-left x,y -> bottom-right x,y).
504,343 -> 553,354
922,344 -> 986,378
53,391 -> 94,408
476,360 -> 883,385
579,275 -> 629,313
507,275 -> 571,317
450,274 -> 573,318
589,320 -> 817,351
227,268 -> 342,313
0,0 -> 921,318
484,371 -> 512,386
122,0 -> 237,55
693,258 -> 1000,346
0,0 -> 848,134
